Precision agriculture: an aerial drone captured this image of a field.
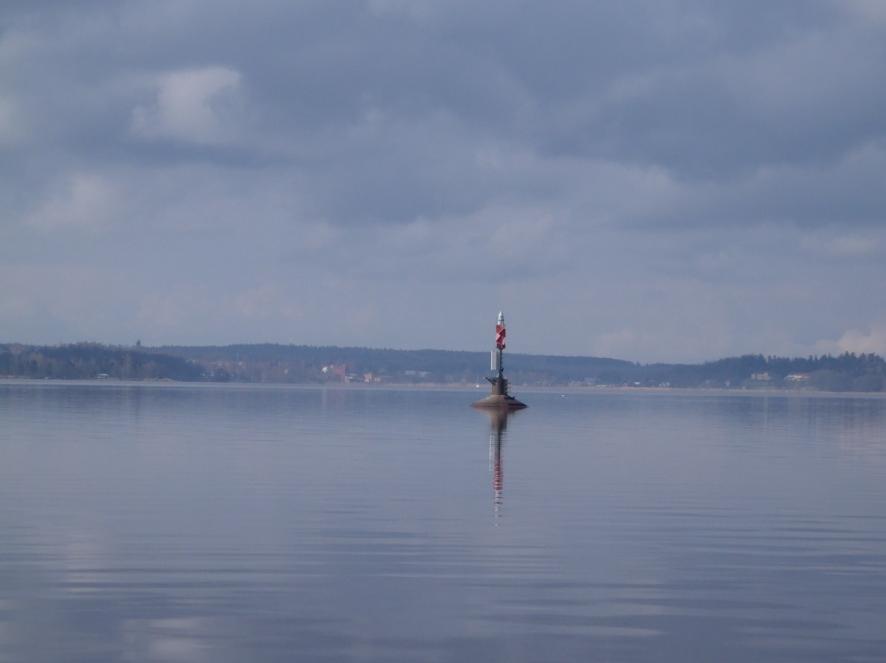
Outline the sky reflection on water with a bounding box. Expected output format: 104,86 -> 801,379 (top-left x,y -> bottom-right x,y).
1,382 -> 886,662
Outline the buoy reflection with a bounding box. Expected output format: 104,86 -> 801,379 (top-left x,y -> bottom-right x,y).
485,409 -> 512,522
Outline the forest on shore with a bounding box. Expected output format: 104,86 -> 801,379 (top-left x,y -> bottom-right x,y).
2,342 -> 885,392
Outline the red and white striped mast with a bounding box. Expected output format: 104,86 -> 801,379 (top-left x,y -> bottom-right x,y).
492,311 -> 506,381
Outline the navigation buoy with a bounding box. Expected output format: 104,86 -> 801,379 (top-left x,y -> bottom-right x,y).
471,311 -> 527,410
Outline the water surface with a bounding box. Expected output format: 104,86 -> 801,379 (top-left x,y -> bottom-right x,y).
2,381 -> 885,662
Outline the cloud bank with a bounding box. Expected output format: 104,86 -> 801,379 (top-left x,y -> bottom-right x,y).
1,0 -> 884,360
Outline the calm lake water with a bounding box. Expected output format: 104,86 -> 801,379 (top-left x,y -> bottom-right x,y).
2,381 -> 886,662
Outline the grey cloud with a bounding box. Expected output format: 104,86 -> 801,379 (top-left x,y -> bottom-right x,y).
1,0 -> 885,360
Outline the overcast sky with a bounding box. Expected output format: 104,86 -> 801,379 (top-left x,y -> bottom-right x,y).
2,0 -> 885,361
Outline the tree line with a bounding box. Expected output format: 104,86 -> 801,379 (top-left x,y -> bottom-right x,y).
0,343 -> 202,381
1,342 -> 884,391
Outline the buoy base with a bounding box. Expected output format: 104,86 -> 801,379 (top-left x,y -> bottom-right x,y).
471,394 -> 527,410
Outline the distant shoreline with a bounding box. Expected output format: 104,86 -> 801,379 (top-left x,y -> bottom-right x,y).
3,342 -> 885,393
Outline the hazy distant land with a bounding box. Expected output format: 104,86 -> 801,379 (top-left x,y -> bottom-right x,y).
2,342 -> 884,392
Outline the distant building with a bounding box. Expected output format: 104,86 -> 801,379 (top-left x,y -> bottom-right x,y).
751,372 -> 771,382
321,364 -> 348,382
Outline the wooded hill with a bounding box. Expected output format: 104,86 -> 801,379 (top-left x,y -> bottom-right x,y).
1,342 -> 884,392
